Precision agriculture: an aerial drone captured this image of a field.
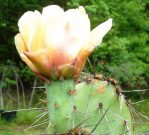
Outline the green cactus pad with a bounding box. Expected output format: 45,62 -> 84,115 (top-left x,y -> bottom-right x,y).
46,77 -> 133,134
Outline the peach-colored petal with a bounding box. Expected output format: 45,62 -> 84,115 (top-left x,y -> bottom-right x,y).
89,18 -> 112,51
52,49 -> 73,67
24,49 -> 52,77
14,33 -> 28,55
18,10 -> 42,51
73,50 -> 90,79
58,64 -> 75,79
20,54 -> 40,73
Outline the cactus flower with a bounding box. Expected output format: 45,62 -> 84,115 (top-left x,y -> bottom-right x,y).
14,5 -> 112,80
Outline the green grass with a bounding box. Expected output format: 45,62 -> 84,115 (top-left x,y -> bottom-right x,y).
0,124 -> 48,135
0,110 -> 49,135
0,125 -> 27,135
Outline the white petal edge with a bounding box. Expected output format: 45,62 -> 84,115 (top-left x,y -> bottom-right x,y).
78,6 -> 86,15
42,5 -> 63,14
90,18 -> 112,48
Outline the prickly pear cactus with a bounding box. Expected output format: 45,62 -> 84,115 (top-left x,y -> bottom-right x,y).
46,75 -> 133,134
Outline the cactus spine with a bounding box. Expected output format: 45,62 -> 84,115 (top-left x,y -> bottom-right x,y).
46,76 -> 133,134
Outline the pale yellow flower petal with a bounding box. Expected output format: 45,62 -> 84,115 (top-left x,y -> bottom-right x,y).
90,18 -> 112,50
14,33 -> 28,55
20,54 -> 40,73
18,10 -> 42,51
24,49 -> 52,77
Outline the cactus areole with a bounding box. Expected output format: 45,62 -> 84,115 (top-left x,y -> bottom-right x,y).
14,4 -> 132,134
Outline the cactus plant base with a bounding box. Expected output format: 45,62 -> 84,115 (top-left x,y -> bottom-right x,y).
46,80 -> 75,133
46,77 -> 133,134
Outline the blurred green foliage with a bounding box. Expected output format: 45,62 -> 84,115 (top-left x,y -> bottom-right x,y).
0,0 -> 149,92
